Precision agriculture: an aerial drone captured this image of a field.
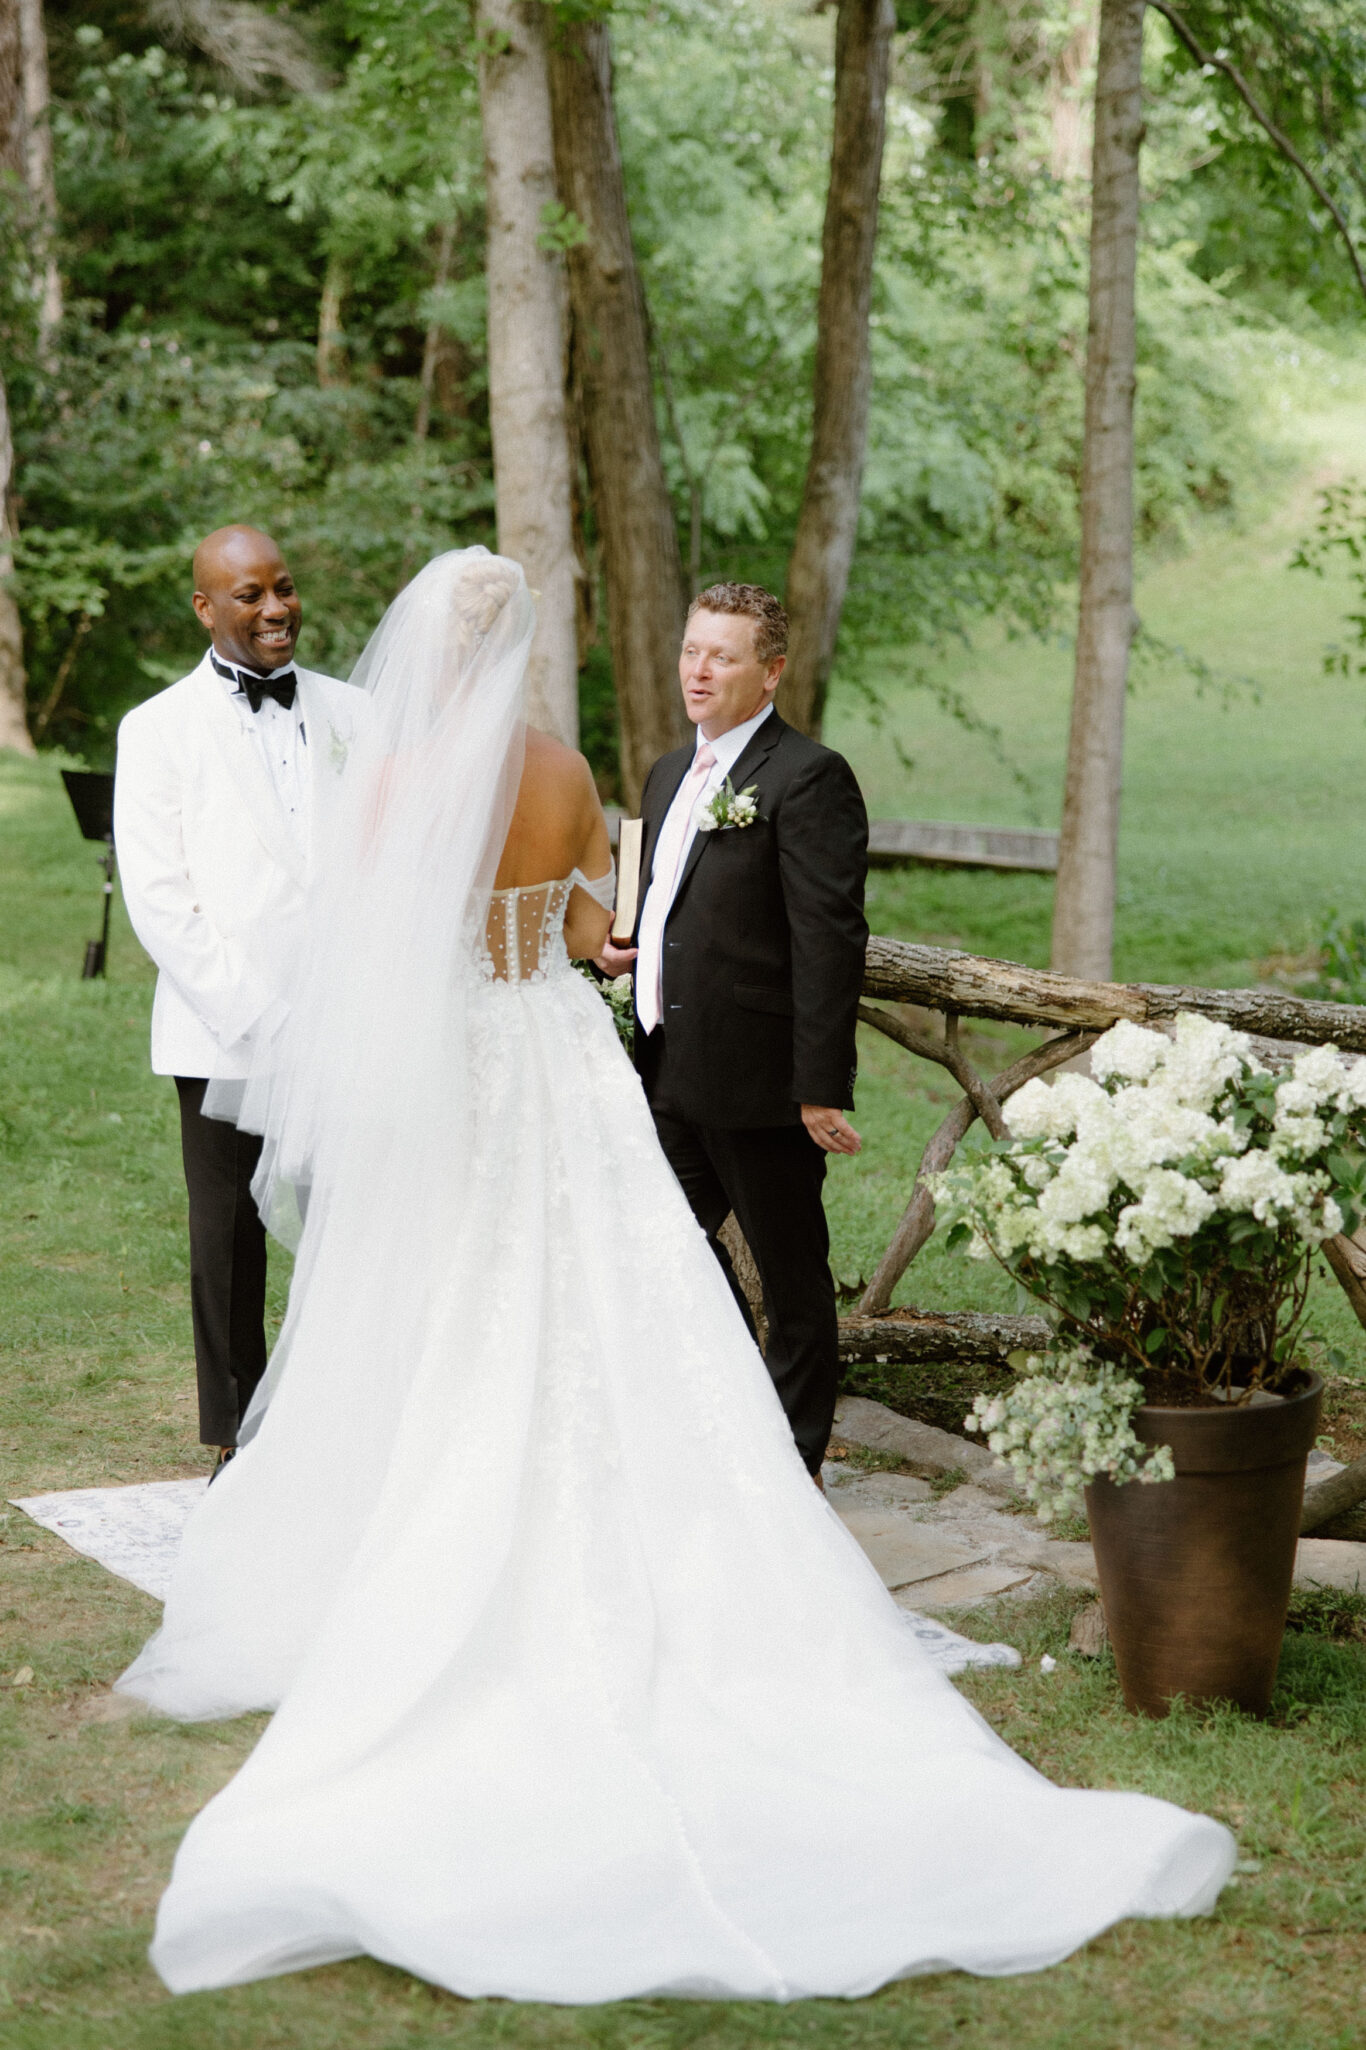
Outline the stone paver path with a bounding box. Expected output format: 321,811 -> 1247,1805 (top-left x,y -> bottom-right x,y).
829,1396 -> 1366,1609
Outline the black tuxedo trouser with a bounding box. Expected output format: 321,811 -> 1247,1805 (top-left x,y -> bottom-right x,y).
174,1077 -> 268,1447
643,1040 -> 838,1475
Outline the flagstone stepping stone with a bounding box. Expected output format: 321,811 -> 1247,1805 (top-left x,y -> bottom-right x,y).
834,1511 -> 995,1592
897,1563 -> 1037,1611
1011,1539 -> 1099,1590
1294,1538 -> 1366,1593
832,1396 -> 1013,1494
822,1469 -> 934,1510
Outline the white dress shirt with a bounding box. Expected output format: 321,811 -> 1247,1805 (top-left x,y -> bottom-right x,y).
635,702 -> 773,1031
218,658 -> 311,857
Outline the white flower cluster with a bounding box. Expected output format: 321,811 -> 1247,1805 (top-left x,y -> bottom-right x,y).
965,1357 -> 1176,1523
577,964 -> 635,1052
940,1013 -> 1348,1268
1268,1039 -> 1366,1164
696,779 -> 760,833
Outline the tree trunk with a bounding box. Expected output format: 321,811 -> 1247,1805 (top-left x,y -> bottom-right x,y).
1047,0 -> 1098,181
0,373 -> 34,755
316,253 -> 348,387
779,0 -> 895,740
477,0 -> 579,744
0,23 -> 33,755
549,18 -> 686,806
1049,0 -> 1144,980
415,218 -> 456,445
0,0 -> 21,184
18,0 -> 59,362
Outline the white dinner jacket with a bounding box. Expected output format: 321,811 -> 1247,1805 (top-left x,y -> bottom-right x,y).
114,651 -> 364,1080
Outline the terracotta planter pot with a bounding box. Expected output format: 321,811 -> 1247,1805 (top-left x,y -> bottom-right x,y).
1085,1373 -> 1322,1718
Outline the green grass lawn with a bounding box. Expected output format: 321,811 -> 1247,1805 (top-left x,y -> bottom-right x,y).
4,388 -> 1366,2044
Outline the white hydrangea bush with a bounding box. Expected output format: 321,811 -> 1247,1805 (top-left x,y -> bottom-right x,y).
964,1357 -> 1176,1523
934,1013 -> 1366,1507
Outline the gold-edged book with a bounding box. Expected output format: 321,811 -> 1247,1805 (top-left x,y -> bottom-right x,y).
613,818 -> 644,943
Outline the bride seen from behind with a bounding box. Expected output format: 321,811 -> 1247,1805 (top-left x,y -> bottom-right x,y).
117,547 -> 1236,2004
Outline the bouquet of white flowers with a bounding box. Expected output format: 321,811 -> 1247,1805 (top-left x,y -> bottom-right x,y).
577,964 -> 635,1053
933,1013 -> 1366,1518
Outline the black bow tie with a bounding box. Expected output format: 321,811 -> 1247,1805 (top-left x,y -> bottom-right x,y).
211,651 -> 298,713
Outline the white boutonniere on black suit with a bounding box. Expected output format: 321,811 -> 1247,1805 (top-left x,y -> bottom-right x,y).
695,778 -> 761,832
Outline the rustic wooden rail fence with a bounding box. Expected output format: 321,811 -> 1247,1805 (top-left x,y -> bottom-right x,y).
851,937 -> 1366,1326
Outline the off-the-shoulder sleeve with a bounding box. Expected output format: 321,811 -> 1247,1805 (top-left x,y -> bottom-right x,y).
569,861 -> 616,909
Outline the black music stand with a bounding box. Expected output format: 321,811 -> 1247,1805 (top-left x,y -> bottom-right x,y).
61,769 -> 117,979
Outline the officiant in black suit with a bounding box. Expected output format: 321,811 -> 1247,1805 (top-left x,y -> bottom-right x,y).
597,583 -> 868,1478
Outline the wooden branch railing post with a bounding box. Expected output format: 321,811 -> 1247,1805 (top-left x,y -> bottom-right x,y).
855,1023 -> 1099,1314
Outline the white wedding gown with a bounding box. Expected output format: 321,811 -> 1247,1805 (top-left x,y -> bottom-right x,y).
120,876 -> 1235,2003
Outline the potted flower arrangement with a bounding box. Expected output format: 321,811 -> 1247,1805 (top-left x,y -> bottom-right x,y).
935,1012 -> 1366,1716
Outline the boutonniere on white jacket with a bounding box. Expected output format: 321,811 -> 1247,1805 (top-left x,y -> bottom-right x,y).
324,719 -> 351,774
696,777 -> 760,832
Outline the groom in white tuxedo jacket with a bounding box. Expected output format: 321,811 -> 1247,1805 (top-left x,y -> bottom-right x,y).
115,526 -> 361,1472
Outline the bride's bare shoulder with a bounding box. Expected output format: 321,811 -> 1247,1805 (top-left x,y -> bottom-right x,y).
519,727 -> 598,807
522,724 -> 590,769
496,727 -> 606,889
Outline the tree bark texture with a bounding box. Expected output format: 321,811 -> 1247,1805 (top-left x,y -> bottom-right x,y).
1049,0 -> 1144,979
18,0 -> 59,360
0,373 -> 33,755
839,1307 -> 1052,1366
0,0 -> 20,184
779,0 -> 895,740
1047,0 -> 1098,181
1321,1227 -> 1366,1337
861,935 -> 1366,1052
0,6 -> 32,752
315,252 -> 348,388
478,0 -> 580,744
549,19 -> 686,806
415,219 -> 456,444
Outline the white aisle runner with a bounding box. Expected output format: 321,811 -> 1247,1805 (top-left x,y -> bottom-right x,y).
10,1481 -> 1021,1675
12,1479 -> 208,1601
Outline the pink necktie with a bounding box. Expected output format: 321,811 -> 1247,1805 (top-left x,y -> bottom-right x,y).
637,743 -> 716,1035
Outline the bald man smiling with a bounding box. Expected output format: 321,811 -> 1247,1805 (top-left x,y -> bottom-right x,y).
115,528 -> 363,1477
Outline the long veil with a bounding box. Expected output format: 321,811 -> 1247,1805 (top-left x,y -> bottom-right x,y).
205,545 -> 535,1433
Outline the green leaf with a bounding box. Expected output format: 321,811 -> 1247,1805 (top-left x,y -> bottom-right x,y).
536,201 -> 589,253
1144,1328 -> 1168,1355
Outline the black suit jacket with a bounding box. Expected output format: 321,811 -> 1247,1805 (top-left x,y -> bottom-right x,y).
632,710 -> 868,1128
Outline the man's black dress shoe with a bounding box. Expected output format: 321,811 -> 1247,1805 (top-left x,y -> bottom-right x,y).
208,1447 -> 236,1485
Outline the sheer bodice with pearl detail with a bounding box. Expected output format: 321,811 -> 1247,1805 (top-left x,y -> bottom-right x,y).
480,866 -> 616,984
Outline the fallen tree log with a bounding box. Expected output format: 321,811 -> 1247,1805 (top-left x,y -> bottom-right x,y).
839,1308 -> 1052,1367
862,938 -> 1366,1053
